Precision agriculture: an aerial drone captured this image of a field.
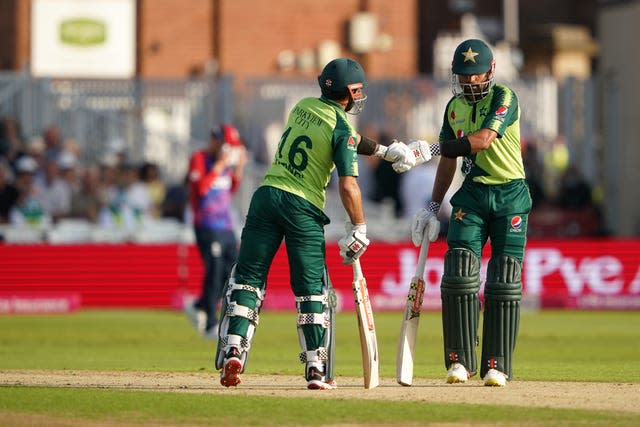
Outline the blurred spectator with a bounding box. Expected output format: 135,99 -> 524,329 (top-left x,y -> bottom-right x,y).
522,139 -> 546,208
0,159 -> 18,223
97,153 -> 121,208
98,162 -> 151,229
62,138 -> 82,158
9,156 -> 51,227
367,130 -> 404,218
123,162 -> 153,218
162,174 -> 189,222
401,161 -> 436,219
42,125 -> 64,161
140,161 -> 166,218
107,138 -> 128,165
543,136 -> 569,200
33,152 -> 72,222
0,116 -> 23,162
557,164 -> 593,209
58,150 -> 81,194
69,165 -> 103,222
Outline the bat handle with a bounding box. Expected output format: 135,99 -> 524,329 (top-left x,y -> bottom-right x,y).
415,237 -> 430,278
352,259 -> 363,281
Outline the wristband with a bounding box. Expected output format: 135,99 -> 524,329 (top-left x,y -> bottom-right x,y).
427,201 -> 441,214
439,136 -> 471,158
357,135 -> 378,156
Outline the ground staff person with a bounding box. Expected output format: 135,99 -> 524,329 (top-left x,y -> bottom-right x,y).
214,58 -> 418,390
402,39 -> 532,386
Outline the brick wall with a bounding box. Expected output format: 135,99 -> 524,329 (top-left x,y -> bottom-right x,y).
139,0 -> 417,80
4,0 -> 417,79
138,0 -> 213,77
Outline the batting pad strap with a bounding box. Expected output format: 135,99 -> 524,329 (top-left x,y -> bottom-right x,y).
297,313 -> 329,328
228,283 -> 264,302
299,347 -> 328,363
295,294 -> 328,304
224,334 -> 251,351
226,302 -> 260,324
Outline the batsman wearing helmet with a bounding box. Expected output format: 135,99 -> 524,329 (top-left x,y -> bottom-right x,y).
402,39 -> 532,386
215,58 -> 418,389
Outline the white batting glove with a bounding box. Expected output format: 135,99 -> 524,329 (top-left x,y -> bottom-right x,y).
406,140 -> 433,168
410,201 -> 441,246
376,140 -> 416,173
338,222 -> 370,265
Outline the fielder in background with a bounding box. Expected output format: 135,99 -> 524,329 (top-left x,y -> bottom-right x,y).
402,39 -> 532,386
185,124 -> 247,340
215,57 -> 418,390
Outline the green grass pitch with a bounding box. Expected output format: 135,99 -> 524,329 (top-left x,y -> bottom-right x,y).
1,309 -> 639,426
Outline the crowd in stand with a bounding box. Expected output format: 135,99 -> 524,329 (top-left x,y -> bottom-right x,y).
0,117 -> 187,231
356,126 -> 606,237
0,115 -> 605,238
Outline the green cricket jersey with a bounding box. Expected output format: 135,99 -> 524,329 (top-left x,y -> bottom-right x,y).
262,96 -> 359,211
439,83 -> 525,185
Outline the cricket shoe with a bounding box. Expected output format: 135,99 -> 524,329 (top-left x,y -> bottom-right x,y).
483,369 -> 507,387
446,363 -> 470,384
220,348 -> 242,387
306,367 -> 337,390
183,303 -> 207,334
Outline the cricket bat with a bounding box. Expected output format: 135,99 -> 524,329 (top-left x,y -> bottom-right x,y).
351,259 -> 380,389
396,237 -> 430,386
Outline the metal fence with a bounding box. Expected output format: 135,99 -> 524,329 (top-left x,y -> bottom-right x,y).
1,72 -> 601,238
0,72 -> 233,182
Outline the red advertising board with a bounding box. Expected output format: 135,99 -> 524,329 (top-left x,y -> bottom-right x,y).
1,239 -> 638,312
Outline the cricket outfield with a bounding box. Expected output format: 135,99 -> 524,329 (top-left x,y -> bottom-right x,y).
1,310 -> 639,426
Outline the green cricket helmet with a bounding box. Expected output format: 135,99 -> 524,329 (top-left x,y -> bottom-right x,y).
451,39 -> 496,103
318,58 -> 368,114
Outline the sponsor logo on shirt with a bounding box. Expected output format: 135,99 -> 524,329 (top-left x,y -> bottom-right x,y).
495,106 -> 508,118
510,215 -> 523,232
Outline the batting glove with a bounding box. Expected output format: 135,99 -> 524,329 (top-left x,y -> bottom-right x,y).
410,201 -> 441,246
406,140 -> 434,169
376,140 -> 416,173
338,222 -> 370,265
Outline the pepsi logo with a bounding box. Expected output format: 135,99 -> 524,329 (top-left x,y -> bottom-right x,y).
496,106 -> 508,117
511,215 -> 522,229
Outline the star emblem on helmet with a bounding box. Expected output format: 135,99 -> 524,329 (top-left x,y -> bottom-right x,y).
462,47 -> 479,63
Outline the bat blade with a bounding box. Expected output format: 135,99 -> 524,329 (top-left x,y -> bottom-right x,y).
396,238 -> 430,386
352,259 -> 379,389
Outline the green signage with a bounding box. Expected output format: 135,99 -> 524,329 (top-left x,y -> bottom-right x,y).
59,18 -> 106,46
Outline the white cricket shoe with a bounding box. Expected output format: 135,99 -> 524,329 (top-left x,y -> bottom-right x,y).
306,367 -> 337,390
446,363 -> 469,384
484,368 -> 507,387
183,303 -> 207,334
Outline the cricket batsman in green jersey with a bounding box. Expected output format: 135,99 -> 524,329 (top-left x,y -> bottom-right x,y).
215,58 -> 419,389
399,39 -> 532,387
